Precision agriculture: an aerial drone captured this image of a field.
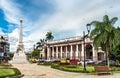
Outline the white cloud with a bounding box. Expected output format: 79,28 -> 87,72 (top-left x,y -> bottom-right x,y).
8,28 -> 19,52
0,0 -> 22,24
0,0 -> 120,52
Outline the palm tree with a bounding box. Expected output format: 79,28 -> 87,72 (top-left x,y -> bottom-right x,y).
45,32 -> 54,41
90,15 -> 118,67
36,39 -> 46,50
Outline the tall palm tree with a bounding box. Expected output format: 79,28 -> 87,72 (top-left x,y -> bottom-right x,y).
36,39 -> 46,50
90,15 -> 118,67
45,32 -> 54,41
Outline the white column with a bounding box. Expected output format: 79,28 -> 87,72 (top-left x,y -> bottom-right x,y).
76,44 -> 79,59
52,47 -> 54,59
41,48 -> 45,59
56,46 -> 58,59
60,46 -> 63,59
65,46 -> 68,58
92,44 -> 97,61
70,45 -> 73,59
47,47 -> 50,59
81,42 -> 84,60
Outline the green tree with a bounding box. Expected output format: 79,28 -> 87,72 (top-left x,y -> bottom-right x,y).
36,39 -> 46,50
110,27 -> 120,62
90,15 -> 118,67
31,49 -> 40,59
45,32 -> 54,41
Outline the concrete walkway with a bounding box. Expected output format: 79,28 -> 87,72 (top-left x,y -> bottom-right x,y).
13,64 -> 120,78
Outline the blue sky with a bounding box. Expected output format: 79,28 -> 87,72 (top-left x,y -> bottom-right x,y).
0,0 -> 120,52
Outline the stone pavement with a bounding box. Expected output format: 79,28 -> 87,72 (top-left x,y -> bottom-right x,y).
13,64 -> 120,78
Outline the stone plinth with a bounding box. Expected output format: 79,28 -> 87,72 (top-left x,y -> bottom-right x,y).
12,51 -> 29,64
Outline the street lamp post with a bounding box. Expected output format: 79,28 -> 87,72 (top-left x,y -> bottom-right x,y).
83,24 -> 91,72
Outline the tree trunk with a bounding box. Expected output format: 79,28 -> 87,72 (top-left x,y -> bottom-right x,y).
106,43 -> 110,67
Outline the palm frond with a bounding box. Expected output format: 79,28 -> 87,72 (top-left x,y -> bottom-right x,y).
103,15 -> 109,24
110,17 -> 118,25
90,21 -> 100,26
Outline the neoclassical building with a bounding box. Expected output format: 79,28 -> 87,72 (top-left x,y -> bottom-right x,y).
41,36 -> 105,61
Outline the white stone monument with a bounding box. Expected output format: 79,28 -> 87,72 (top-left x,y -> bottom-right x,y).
12,20 -> 29,64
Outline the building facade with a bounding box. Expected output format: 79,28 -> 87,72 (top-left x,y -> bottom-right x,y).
0,34 -> 10,64
41,36 -> 105,61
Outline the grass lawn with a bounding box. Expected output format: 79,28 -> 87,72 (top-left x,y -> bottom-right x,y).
0,68 -> 14,76
0,68 -> 21,78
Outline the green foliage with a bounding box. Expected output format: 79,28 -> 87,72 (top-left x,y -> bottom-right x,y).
51,63 -> 120,73
110,45 -> 120,61
90,15 -> 118,50
30,48 -> 40,59
110,66 -> 120,71
36,39 -> 46,50
38,61 -> 52,66
0,68 -> 21,78
51,63 -> 94,73
90,15 -> 119,67
65,65 -> 77,68
0,64 -> 12,66
45,32 -> 54,40
12,68 -> 21,76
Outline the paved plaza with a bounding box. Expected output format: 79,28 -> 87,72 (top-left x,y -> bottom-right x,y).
13,63 -> 120,78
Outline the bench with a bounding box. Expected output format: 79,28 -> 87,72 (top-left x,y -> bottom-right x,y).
94,66 -> 113,75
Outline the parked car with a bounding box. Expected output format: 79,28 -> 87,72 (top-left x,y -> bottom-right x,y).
98,60 -> 118,65
77,59 -> 96,65
44,58 -> 53,62
70,59 -> 79,64
60,58 -> 70,65
29,58 -> 37,63
36,58 -> 44,62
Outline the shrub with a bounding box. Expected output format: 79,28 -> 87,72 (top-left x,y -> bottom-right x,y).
110,66 -> 120,71
38,61 -> 53,66
51,63 -> 59,69
12,68 -> 21,76
65,65 -> 77,68
51,63 -> 94,73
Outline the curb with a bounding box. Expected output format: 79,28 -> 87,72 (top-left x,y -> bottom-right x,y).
5,74 -> 24,78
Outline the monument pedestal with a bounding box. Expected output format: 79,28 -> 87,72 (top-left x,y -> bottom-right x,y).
12,51 -> 29,64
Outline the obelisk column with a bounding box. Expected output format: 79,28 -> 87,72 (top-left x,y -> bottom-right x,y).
19,20 -> 23,46
17,20 -> 24,52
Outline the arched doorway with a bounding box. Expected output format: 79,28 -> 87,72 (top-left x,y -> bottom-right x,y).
86,44 -> 93,59
98,52 -> 104,61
